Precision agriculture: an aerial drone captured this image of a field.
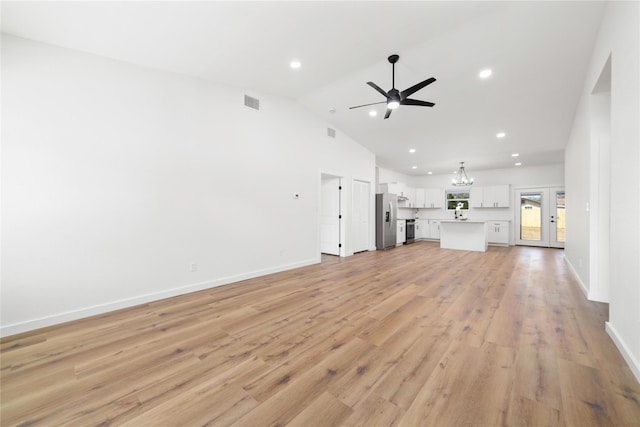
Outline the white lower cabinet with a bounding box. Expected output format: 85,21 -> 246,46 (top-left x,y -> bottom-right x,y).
415,219 -> 429,239
397,220 -> 406,245
411,219 -> 507,244
429,220 -> 441,240
487,221 -> 509,245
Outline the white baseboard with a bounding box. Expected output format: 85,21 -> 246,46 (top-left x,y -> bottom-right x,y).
1,257 -> 320,338
606,322 -> 640,384
563,255 -> 588,297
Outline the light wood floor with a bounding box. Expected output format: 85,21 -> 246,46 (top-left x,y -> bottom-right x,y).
2,243 -> 639,426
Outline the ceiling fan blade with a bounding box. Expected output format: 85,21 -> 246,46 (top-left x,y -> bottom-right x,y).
349,101 -> 388,110
384,108 -> 392,119
401,98 -> 435,107
367,82 -> 390,99
400,77 -> 436,99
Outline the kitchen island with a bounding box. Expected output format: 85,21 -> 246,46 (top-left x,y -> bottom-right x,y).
439,220 -> 488,252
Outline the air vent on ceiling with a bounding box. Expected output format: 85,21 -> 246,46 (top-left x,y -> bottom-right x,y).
327,128 -> 336,138
244,95 -> 260,110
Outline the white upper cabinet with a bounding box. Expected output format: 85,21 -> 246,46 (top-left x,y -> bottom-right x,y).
415,188 -> 426,208
412,188 -> 442,208
485,185 -> 510,207
470,185 -> 510,208
404,186 -> 416,207
381,184 -> 442,209
470,187 -> 483,207
424,188 -> 443,208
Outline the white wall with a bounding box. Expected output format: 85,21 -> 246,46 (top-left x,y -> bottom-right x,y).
0,36 -> 376,336
564,1 -> 640,381
565,97 -> 592,291
411,163 -> 564,189
376,167 -> 414,193
589,91 -> 612,303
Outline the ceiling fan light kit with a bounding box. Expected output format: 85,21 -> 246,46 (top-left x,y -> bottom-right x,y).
349,54 -> 436,119
452,162 -> 474,186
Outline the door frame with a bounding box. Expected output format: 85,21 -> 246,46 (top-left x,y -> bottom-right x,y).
319,171 -> 345,257
549,187 -> 565,249
352,178 -> 371,254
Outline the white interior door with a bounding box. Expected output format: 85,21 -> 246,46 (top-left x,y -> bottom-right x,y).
515,187 -> 565,248
320,175 -> 340,255
352,180 -> 370,253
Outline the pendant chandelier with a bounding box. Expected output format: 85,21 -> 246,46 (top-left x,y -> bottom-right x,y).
452,162 -> 474,186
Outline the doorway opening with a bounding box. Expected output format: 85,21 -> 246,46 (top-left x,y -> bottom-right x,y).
588,54 -> 611,303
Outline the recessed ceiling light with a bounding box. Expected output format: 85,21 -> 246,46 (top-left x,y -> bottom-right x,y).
515,162 -> 522,166
369,110 -> 377,117
496,132 -> 506,138
290,60 -> 301,69
479,69 -> 492,79
412,166 -> 418,169
409,148 -> 416,153
427,171 -> 433,175
512,153 -> 519,157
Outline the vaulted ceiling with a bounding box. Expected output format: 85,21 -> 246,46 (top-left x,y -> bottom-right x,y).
2,1 -> 606,175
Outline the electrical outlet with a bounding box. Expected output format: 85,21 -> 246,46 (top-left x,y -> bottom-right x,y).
190,262 -> 198,272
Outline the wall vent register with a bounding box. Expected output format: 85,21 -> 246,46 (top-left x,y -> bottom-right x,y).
244,95 -> 260,110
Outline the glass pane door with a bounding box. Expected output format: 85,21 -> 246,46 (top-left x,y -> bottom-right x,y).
516,189 -> 548,247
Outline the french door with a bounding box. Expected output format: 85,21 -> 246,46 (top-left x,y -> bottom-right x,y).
515,187 -> 565,248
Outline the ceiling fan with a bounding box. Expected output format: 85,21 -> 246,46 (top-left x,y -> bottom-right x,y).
349,54 -> 436,119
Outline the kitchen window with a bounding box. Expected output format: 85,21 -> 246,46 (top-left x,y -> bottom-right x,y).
446,189 -> 470,210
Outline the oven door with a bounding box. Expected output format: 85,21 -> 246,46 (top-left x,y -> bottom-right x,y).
405,220 -> 416,243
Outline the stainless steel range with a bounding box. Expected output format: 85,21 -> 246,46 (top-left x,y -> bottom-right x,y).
405,219 -> 416,244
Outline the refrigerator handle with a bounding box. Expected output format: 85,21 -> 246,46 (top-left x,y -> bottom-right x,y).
389,202 -> 394,225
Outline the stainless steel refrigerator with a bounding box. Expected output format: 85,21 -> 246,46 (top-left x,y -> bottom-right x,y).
376,193 -> 397,250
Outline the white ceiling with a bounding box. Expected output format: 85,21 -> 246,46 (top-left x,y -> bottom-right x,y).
2,1 -> 606,176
